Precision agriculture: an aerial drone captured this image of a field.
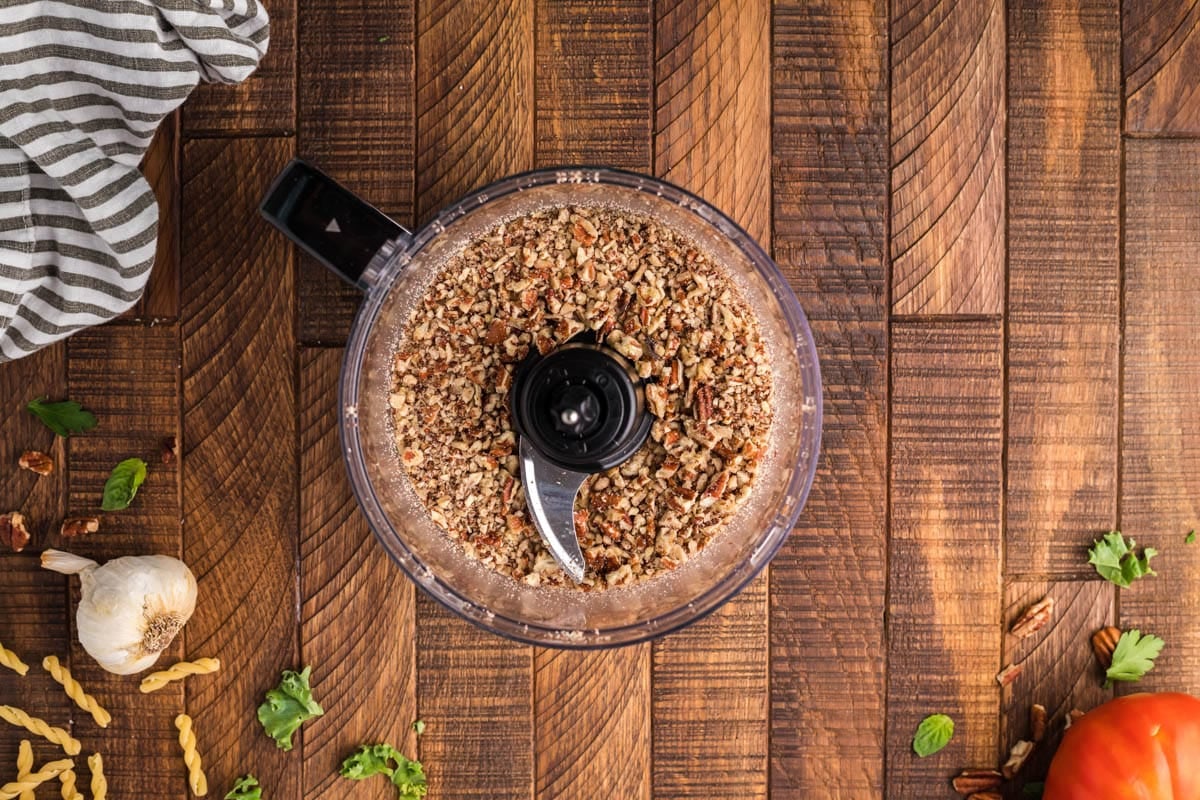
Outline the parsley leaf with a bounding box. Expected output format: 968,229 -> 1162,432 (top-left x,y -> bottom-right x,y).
1105,629 -> 1165,687
257,665 -> 324,751
912,714 -> 954,757
1187,530 -> 1196,545
101,458 -> 148,511
26,397 -> 97,437
340,743 -> 427,799
224,775 -> 262,800
1088,531 -> 1157,587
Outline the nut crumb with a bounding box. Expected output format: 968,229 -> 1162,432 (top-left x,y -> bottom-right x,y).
161,436 -> 178,465
0,512 -> 31,552
60,516 -> 100,538
1002,740 -> 1034,779
996,663 -> 1024,686
1030,703 -> 1047,742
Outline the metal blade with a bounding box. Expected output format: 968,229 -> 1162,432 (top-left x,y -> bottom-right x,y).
519,437 -> 589,583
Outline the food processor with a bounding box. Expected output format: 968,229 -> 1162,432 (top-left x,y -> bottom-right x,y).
260,162 -> 821,647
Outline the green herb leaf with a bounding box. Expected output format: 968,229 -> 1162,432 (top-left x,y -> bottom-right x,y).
26,397 -> 97,437
224,774 -> 262,800
1023,782 -> 1045,797
1105,629 -> 1165,687
340,743 -> 427,800
1187,530 -> 1196,545
412,719 -> 425,735
101,457 -> 148,511
912,714 -> 954,757
1088,531 -> 1158,587
378,35 -> 390,42
257,665 -> 324,751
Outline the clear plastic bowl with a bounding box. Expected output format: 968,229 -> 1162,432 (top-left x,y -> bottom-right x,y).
340,168 -> 822,648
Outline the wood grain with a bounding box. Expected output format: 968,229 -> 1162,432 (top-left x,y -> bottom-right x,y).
651,1 -> 771,796
64,324 -> 186,795
1005,0 -> 1120,576
0,344 -> 70,771
182,0 -> 297,135
296,0 -> 416,346
136,113 -> 180,319
1121,140 -> 1200,695
999,581 -> 1113,795
181,137 -> 299,796
770,0 -> 889,796
529,4 -> 653,798
890,0 -> 1005,315
412,3 -> 534,798
534,0 -> 652,169
1124,0 -> 1200,134
887,321 -> 1003,798
299,348 -> 417,799
415,0 -> 533,223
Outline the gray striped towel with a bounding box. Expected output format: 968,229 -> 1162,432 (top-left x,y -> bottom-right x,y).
0,0 -> 269,362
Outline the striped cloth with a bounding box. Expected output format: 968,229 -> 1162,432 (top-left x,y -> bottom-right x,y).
0,0 -> 269,361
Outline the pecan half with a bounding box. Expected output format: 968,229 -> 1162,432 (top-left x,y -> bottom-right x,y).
996,662 -> 1024,686
1010,596 -> 1055,639
60,516 -> 100,538
951,769 -> 1003,794
18,450 -> 54,476
1092,626 -> 1121,668
1030,703 -> 1047,742
0,512 -> 31,552
1002,740 -> 1035,779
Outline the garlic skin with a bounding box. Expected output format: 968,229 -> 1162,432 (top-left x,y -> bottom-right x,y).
42,549 -> 198,675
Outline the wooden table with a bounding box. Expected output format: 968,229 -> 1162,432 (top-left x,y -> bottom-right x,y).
2,1 -> 1199,797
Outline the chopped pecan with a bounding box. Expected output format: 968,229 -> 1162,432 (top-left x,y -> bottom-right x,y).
60,516 -> 100,538
694,384 -> 714,421
996,662 -> 1024,686
18,450 -> 54,476
1030,703 -> 1047,742
645,383 -> 669,418
1066,708 -> 1085,728
484,320 -> 507,345
161,436 -> 179,465
698,471 -> 729,508
966,793 -> 1002,800
1002,740 -> 1034,779
1010,596 -> 1055,639
1091,625 -> 1121,668
951,769 -> 1003,795
0,512 -> 31,552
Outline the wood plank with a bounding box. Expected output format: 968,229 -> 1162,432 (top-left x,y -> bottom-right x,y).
296,0 -> 416,346
1005,0 -> 1120,576
887,321 -> 1003,798
999,581 -> 1113,794
0,344 -> 70,772
415,0 -> 534,223
64,324 -> 187,795
769,0 -> 889,796
651,1 -> 771,796
413,3 -> 534,798
890,0 -> 1005,315
181,137 -> 299,796
131,113 -> 180,320
534,0 -> 652,170
1121,140 -> 1200,695
530,4 -> 652,799
182,0 -> 297,135
299,348 -> 417,799
1124,0 -> 1200,134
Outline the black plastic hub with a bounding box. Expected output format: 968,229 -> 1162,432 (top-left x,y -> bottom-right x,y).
510,340 -> 653,472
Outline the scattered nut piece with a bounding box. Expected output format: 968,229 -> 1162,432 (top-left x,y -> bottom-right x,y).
1002,740 -> 1035,779
60,516 -> 100,538
0,512 -> 31,552
1091,625 -> 1121,668
1066,708 -> 1085,729
1010,596 -> 1055,639
996,662 -> 1024,686
18,450 -> 54,476
967,793 -> 1002,800
951,769 -> 1003,795
161,436 -> 179,465
1030,703 -> 1047,742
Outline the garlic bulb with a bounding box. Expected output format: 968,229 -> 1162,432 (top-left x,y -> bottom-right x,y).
41,549 -> 197,675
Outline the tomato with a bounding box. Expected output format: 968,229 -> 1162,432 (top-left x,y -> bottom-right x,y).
1045,692 -> 1200,800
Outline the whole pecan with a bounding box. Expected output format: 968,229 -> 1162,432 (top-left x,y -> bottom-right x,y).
0,512 -> 31,552
1092,626 -> 1121,668
951,769 -> 1003,794
1010,596 -> 1055,639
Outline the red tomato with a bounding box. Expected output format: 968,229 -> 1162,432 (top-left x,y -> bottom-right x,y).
1045,692 -> 1200,800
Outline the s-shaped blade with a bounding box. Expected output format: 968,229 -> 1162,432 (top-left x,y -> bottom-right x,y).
519,437 -> 588,583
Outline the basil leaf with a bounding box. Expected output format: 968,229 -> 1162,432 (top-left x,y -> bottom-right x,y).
26,397 -> 97,437
912,713 -> 954,757
101,458 -> 148,511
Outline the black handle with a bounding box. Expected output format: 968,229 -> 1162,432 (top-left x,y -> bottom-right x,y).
260,159 -> 410,289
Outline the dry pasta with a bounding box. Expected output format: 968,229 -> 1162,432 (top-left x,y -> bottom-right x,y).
139,657 -> 220,693
88,753 -> 106,800
0,705 -> 80,755
0,759 -> 74,800
15,740 -> 32,800
42,656 -> 111,728
58,769 -> 83,800
174,714 -> 208,796
0,641 -> 28,677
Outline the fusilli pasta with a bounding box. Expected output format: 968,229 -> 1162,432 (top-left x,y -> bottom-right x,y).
0,641 -> 28,677
58,769 -> 83,800
174,714 -> 208,797
15,740 -> 32,800
0,706 -> 80,755
139,657 -> 220,693
41,656 -> 111,728
0,759 -> 73,800
88,753 -> 106,800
